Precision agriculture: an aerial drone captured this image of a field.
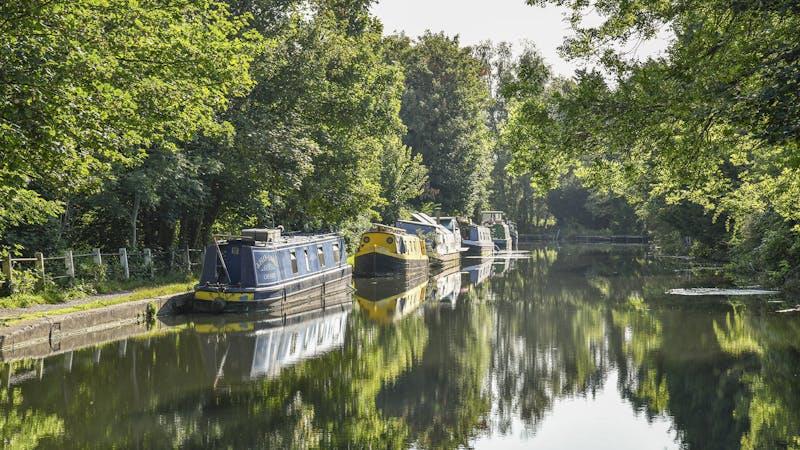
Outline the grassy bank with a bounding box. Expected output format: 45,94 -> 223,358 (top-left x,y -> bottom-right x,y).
0,279 -> 195,326
0,274 -> 196,312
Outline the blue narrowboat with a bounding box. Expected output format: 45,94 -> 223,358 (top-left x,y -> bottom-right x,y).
192,228 -> 352,313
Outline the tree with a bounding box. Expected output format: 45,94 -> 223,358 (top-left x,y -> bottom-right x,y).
378,139 -> 428,223
0,0 -> 262,243
507,0 -> 800,284
387,32 -> 493,217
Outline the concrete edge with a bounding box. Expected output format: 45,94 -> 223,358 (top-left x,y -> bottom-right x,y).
0,292 -> 192,357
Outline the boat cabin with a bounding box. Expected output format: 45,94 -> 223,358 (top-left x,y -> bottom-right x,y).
395,213 -> 460,262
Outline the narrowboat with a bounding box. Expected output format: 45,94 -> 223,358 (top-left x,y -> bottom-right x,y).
353,224 -> 428,277
461,222 -> 494,256
481,210 -> 513,251
192,228 -> 352,314
354,276 -> 428,324
395,212 -> 461,266
435,216 -> 462,248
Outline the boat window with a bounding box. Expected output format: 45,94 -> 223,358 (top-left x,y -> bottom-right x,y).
303,249 -> 311,271
290,251 -> 298,274
333,243 -> 340,263
399,238 -> 406,254
318,246 -> 326,267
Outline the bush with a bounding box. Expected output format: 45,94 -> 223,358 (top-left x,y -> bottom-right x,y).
727,211 -> 800,291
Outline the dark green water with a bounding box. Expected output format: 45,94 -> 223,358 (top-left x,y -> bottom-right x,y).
2,245 -> 799,449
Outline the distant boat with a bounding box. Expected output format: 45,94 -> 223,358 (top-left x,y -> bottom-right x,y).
395,212 -> 461,266
481,210 -> 513,251
461,222 -> 494,256
353,224 -> 428,277
192,228 -> 351,313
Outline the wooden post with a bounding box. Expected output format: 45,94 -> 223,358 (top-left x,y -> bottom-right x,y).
92,248 -> 102,266
34,252 -> 45,279
65,250 -> 75,280
184,247 -> 191,272
2,253 -> 12,291
143,248 -> 154,278
119,248 -> 129,279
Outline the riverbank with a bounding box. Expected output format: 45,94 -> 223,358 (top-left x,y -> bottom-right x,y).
0,291 -> 191,361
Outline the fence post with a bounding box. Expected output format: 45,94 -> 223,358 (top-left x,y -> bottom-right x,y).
184,247 -> 191,272
143,248 -> 154,278
92,248 -> 102,266
119,248 -> 129,279
34,252 -> 45,280
2,253 -> 12,292
65,250 -> 75,280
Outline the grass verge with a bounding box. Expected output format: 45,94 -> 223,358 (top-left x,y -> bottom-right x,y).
0,276 -> 196,326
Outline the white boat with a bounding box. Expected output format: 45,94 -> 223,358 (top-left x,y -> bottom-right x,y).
395,212 -> 462,265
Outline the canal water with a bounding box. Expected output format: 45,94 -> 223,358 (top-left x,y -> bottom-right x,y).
2,245 -> 798,449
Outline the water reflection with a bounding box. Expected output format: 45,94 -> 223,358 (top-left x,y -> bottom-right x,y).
0,245 -> 798,449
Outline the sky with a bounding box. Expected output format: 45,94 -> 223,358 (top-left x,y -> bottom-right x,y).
371,0 -> 670,78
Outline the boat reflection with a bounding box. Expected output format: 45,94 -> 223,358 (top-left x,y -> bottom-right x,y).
429,266 -> 462,307
460,257 -> 493,291
492,253 -> 516,276
191,305 -> 351,382
355,275 -> 429,324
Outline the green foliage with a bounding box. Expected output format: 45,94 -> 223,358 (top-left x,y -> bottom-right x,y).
378,140 -> 428,223
727,211 -> 800,291
388,32 -> 493,217
0,0 -> 262,239
507,0 -> 800,284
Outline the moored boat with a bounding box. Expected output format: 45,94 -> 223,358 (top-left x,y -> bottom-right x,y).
481,210 -> 513,251
192,228 -> 351,313
395,212 -> 461,266
461,222 -> 494,256
354,224 -> 428,277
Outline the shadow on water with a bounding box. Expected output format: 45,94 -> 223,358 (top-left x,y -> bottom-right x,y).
0,244 -> 798,449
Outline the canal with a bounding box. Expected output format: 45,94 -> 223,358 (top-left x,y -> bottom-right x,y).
1,245 -> 798,449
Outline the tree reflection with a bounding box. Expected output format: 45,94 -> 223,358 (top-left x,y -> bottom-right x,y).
1,245 -> 798,449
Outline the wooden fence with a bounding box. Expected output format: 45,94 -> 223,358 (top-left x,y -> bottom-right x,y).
1,247 -> 204,294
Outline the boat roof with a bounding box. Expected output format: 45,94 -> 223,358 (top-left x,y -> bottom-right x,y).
214,232 -> 341,249
396,219 -> 449,233
368,223 -> 409,235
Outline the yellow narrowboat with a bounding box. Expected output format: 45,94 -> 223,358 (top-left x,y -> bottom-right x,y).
353,224 -> 428,277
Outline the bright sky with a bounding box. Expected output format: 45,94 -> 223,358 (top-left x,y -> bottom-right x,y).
371,0 -> 669,78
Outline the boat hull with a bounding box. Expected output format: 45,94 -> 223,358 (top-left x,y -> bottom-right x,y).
428,251 -> 461,267
354,251 -> 428,277
462,243 -> 494,257
191,265 -> 352,314
493,239 -> 511,251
